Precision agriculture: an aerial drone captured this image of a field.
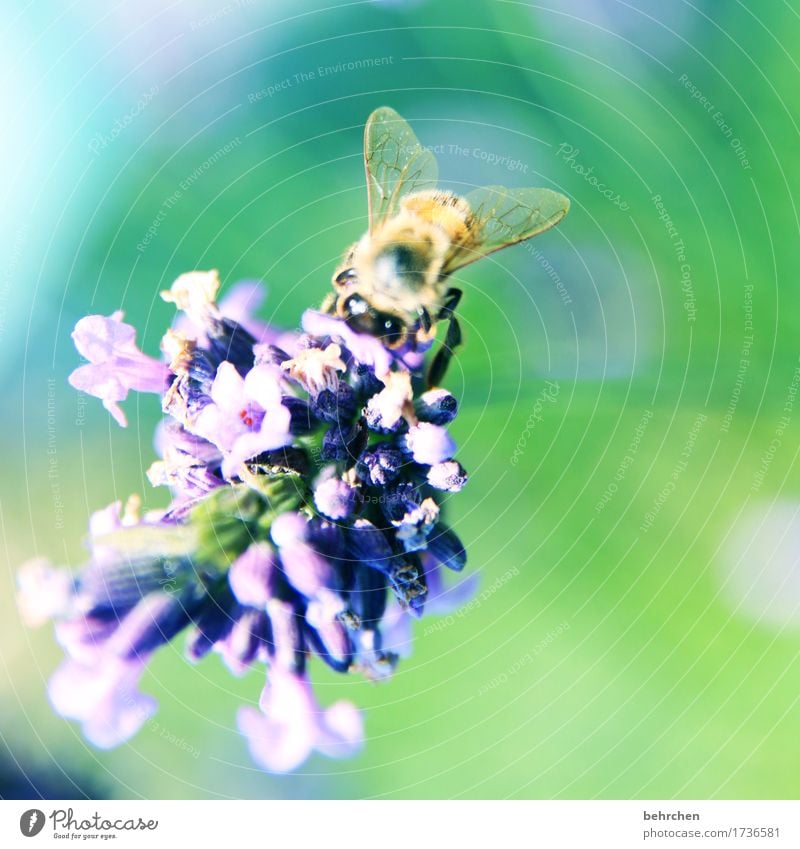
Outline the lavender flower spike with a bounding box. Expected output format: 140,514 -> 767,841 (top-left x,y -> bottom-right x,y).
23,264 -> 473,773
69,311 -> 170,427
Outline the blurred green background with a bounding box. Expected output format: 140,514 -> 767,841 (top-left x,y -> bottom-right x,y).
2,0 -> 799,799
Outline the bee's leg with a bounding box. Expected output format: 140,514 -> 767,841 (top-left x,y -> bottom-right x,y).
417,306 -> 432,333
439,287 -> 463,317
427,288 -> 463,388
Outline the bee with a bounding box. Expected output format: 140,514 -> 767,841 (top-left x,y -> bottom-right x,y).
324,107 -> 570,386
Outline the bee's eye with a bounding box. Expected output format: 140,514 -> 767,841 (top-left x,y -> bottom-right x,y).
375,312 -> 407,348
342,296 -> 407,348
342,294 -> 379,335
335,268 -> 358,287
343,294 -> 369,317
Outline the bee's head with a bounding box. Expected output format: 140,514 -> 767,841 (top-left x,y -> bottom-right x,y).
338,292 -> 408,349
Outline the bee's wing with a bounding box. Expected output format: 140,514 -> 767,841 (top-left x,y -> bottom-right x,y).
364,107 -> 438,232
444,186 -> 569,273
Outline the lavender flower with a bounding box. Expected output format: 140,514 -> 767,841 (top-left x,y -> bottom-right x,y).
238,666 -> 363,773
68,312 -> 170,426
193,361 -> 293,479
20,272 -> 472,773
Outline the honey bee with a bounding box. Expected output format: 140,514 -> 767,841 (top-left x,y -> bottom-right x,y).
324,107 -> 570,386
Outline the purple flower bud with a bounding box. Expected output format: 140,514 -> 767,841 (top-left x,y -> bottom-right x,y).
229,543 -> 278,608
321,419 -> 367,462
427,526 -> 467,572
314,475 -> 359,520
185,586 -> 242,662
381,484 -> 439,553
312,383 -> 357,423
346,519 -> 394,569
426,460 -> 468,492
216,608 -> 270,675
281,396 -> 317,435
207,317 -> 256,373
350,563 -> 388,626
357,444 -> 405,487
161,348 -> 216,427
414,388 -> 458,425
380,483 -> 422,525
265,598 -> 306,673
404,423 -> 456,465
307,518 -> 346,562
352,362 -> 385,399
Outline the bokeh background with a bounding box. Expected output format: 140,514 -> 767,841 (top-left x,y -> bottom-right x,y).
2,0 -> 799,799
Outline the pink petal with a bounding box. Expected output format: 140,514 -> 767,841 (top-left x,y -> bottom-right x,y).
238,705 -> 314,774
317,700 -> 364,759
71,313 -> 135,362
210,361 -> 245,409
243,364 -> 282,411
103,399 -> 128,427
